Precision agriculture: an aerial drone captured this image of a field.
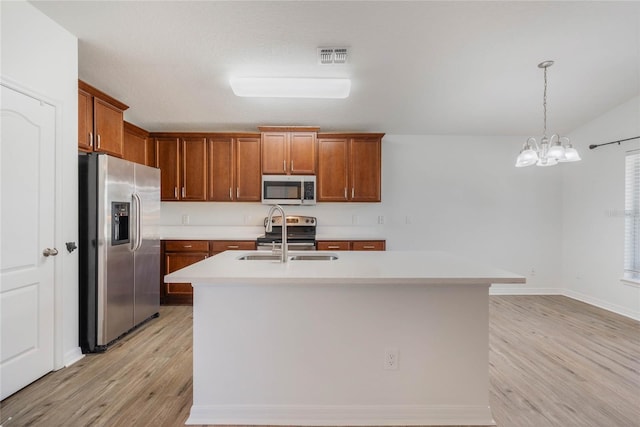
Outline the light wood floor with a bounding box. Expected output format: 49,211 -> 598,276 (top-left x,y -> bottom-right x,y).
1,296 -> 638,427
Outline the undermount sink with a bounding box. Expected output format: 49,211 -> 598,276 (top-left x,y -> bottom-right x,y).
237,253 -> 339,261
290,254 -> 338,261
237,254 -> 282,261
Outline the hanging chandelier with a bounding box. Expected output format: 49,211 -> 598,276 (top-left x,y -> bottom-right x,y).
516,60 -> 581,167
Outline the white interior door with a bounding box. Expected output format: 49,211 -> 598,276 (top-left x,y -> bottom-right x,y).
1,84 -> 56,400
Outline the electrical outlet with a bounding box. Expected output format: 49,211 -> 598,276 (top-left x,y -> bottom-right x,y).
181,214 -> 190,225
378,215 -> 385,224
384,348 -> 399,370
352,215 -> 360,225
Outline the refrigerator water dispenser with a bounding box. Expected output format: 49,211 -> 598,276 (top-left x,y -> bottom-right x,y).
111,202 -> 130,245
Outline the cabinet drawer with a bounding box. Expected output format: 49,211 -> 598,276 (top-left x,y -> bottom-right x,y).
317,241 -> 351,251
164,240 -> 209,252
210,240 -> 256,252
352,240 -> 386,251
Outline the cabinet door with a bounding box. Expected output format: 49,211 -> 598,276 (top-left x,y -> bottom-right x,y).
261,132 -> 287,174
181,137 -> 207,201
155,137 -> 181,201
94,98 -> 124,157
289,132 -> 316,174
350,137 -> 381,202
236,137 -> 262,201
123,125 -> 149,166
78,90 -> 93,151
164,252 -> 207,304
317,138 -> 349,201
208,137 -> 234,201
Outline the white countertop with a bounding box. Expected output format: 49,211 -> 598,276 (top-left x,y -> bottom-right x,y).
164,250 -> 525,286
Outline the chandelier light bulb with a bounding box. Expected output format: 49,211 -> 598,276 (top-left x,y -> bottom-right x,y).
515,138 -> 539,167
557,137 -> 580,162
547,135 -> 566,160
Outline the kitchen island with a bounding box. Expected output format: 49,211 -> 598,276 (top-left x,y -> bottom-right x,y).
164,250 -> 524,426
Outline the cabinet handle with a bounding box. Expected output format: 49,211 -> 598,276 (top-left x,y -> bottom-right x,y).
174,187 -> 178,199
363,245 -> 375,249
183,245 -> 193,248
291,160 -> 294,171
182,187 -> 186,198
227,245 -> 239,249
236,187 -> 239,198
283,160 -> 286,172
327,245 -> 340,249
344,188 -> 347,199
97,134 -> 101,147
352,188 -> 355,198
89,132 -> 93,147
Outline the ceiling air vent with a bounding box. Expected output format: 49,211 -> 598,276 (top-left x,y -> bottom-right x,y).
333,48 -> 348,64
318,47 -> 349,64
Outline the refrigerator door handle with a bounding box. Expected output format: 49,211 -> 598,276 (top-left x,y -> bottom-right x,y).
132,193 -> 143,252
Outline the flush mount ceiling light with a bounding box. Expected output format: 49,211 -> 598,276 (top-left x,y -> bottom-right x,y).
229,77 -> 351,99
515,60 -> 581,167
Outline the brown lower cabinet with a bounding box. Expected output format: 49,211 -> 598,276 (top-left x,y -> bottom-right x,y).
316,240 -> 386,251
161,239 -> 256,305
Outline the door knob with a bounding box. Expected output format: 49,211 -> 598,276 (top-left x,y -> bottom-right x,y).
43,248 -> 59,257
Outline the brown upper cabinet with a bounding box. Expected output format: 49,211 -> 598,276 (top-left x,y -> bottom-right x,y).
78,80 -> 129,157
259,126 -> 319,175
123,121 -> 155,166
317,133 -> 383,202
155,136 -> 207,201
208,134 -> 261,201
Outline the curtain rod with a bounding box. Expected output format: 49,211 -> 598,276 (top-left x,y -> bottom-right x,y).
588,136 -> 640,150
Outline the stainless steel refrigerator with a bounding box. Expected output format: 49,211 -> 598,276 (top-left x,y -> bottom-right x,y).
79,153 -> 160,353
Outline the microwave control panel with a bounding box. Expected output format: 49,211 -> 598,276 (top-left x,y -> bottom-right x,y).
303,181 -> 315,201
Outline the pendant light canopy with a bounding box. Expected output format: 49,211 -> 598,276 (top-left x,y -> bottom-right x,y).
516,61 -> 581,167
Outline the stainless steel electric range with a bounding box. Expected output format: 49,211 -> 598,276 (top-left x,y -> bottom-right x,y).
256,215 -> 317,251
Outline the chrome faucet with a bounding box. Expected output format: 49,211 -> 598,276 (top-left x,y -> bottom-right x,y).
266,204 -> 287,262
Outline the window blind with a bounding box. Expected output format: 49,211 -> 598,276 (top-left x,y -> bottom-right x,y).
624,150 -> 640,278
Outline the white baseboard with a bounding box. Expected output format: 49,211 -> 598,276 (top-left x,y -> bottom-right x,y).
488,286 -> 639,321
186,404 -> 495,426
63,347 -> 84,368
489,286 -> 561,295
562,289 -> 640,321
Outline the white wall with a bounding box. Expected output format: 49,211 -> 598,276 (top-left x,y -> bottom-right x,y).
562,96 -> 640,320
164,115 -> 640,320
1,1 -> 81,366
162,134 -> 562,293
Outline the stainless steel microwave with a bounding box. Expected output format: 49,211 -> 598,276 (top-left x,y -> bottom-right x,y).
261,175 -> 316,205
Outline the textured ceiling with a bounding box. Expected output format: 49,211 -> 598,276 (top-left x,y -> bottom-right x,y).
31,1 -> 640,135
